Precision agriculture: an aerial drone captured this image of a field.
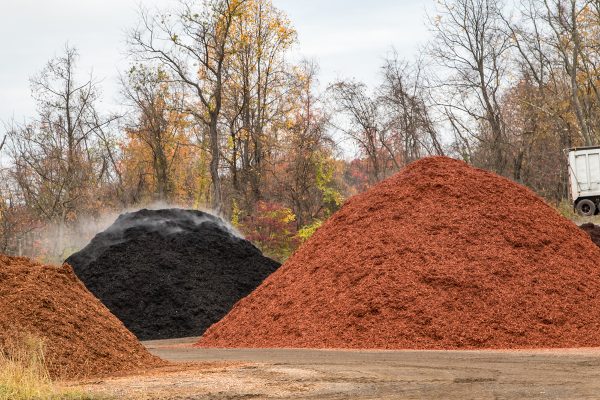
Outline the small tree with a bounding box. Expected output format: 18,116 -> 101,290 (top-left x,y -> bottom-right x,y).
239,201 -> 299,261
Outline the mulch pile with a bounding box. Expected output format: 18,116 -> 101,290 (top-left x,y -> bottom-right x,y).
580,223 -> 600,248
197,156 -> 600,349
66,208 -> 280,340
0,254 -> 162,380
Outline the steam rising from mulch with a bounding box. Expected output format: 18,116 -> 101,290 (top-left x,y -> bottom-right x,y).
66,208 -> 280,340
197,157 -> 600,349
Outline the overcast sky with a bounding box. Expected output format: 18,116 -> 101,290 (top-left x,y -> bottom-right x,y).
0,0 -> 433,125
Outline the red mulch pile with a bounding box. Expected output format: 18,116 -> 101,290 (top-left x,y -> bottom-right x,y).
0,254 -> 164,380
580,223 -> 600,248
197,156 -> 600,349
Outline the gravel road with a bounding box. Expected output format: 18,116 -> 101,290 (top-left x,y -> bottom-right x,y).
76,337 -> 600,399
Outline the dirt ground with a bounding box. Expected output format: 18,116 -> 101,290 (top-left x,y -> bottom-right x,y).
72,337 -> 600,399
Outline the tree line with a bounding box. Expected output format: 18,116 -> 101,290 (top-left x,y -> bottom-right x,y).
1,0 -> 599,260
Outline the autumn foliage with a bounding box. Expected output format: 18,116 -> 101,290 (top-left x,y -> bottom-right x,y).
2,0 -> 600,261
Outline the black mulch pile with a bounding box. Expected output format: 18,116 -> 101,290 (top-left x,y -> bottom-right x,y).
66,208 -> 280,340
581,222 -> 600,248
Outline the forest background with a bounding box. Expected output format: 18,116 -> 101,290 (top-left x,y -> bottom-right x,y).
1,0 -> 599,262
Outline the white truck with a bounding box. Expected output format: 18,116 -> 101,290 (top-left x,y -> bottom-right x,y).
568,146 -> 600,216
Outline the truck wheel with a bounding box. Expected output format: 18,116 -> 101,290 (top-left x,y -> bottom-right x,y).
576,199 -> 596,216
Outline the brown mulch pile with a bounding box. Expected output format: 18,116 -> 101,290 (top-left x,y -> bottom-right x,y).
0,254 -> 164,380
197,156 -> 600,350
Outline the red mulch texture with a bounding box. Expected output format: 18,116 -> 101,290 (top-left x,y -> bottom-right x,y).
197,156 -> 600,350
0,254 -> 164,380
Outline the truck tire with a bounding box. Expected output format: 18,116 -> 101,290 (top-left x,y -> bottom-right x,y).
576,199 -> 596,216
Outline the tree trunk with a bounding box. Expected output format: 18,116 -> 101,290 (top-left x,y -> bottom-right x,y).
154,146 -> 170,201
209,114 -> 222,211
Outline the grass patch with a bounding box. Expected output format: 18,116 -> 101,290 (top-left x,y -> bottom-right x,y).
555,199 -> 577,219
0,334 -> 106,400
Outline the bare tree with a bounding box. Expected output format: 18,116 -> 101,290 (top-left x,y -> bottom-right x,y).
428,0 -> 511,173
380,54 -> 445,160
328,54 -> 444,184
500,0 -> 573,188
539,0 -> 595,144
129,0 -> 247,211
328,80 -> 388,183
6,46 -> 118,259
578,0 -> 600,131
507,0 -> 600,144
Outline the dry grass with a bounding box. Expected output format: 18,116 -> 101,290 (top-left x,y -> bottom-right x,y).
555,199 -> 600,224
0,334 -> 107,400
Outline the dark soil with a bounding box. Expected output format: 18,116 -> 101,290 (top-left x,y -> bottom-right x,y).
0,254 -> 162,380
580,223 -> 600,247
198,156 -> 600,349
66,208 -> 280,341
